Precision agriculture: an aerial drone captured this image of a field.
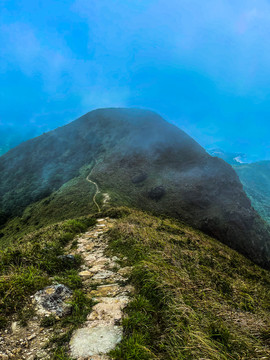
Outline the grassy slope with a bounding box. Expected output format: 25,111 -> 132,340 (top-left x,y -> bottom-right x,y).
106,208 -> 270,360
0,216 -> 96,324
0,165 -> 100,249
0,207 -> 269,359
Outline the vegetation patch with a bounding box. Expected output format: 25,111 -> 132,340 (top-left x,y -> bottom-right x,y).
107,208 -> 270,359
0,216 -> 96,323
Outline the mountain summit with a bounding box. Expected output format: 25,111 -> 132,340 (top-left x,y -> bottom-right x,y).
0,108 -> 269,268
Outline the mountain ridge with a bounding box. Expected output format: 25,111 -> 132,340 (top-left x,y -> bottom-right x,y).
0,108 -> 269,269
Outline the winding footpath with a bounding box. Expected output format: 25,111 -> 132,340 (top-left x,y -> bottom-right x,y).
86,161 -> 101,213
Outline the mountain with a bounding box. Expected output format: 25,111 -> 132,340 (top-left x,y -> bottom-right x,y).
0,108 -> 269,269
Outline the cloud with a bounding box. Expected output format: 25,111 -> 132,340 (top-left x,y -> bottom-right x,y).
1,0 -> 270,159
72,0 -> 270,95
0,19 -> 128,108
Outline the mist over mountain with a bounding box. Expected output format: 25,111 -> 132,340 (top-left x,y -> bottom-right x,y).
233,162 -> 270,223
0,108 -> 269,269
208,149 -> 270,224
0,119 -> 69,156
207,148 -> 249,165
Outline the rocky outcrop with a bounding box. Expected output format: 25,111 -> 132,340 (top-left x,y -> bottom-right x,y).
33,284 -> 72,317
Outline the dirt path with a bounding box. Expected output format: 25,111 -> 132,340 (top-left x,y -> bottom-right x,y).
86,160 -> 101,213
69,217 -> 133,359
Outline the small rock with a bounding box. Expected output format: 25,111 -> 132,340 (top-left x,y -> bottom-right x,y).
84,243 -> 95,251
85,254 -> 97,263
92,270 -> 114,280
35,350 -> 49,359
0,354 -> 8,360
79,270 -> 93,278
27,334 -> 37,341
117,266 -> 133,277
89,264 -> 105,273
57,254 -> 77,267
11,321 -> 19,334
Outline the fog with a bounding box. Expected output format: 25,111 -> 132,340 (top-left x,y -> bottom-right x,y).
1,0 -> 270,160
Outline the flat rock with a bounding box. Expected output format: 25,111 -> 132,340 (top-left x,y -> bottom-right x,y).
90,264 -> 106,273
69,325 -> 122,358
93,257 -> 110,266
87,297 -> 129,325
89,284 -> 122,298
84,243 -> 95,251
92,270 -> 114,280
79,270 -> 93,278
85,254 -> 97,263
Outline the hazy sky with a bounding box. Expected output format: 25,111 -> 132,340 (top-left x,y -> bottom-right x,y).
1,0 -> 270,160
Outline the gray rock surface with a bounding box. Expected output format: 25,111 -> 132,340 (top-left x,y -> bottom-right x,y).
33,284 -> 72,317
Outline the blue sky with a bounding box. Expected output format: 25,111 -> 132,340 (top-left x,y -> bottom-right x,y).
1,0 -> 270,161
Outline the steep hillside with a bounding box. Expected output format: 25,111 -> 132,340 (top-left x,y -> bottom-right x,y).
0,108 -> 269,268
234,161 -> 270,223
0,208 -> 269,359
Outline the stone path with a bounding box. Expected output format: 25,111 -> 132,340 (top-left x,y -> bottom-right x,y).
0,217 -> 133,359
69,217 -> 133,359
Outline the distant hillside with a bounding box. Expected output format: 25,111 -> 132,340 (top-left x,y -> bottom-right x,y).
234,161 -> 270,223
0,108 -> 269,268
208,148 -> 248,165
208,149 -> 270,224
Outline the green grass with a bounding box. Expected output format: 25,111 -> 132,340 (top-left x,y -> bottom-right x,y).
0,173 -> 98,249
1,206 -> 269,359
106,208 -> 270,360
0,216 -> 96,323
